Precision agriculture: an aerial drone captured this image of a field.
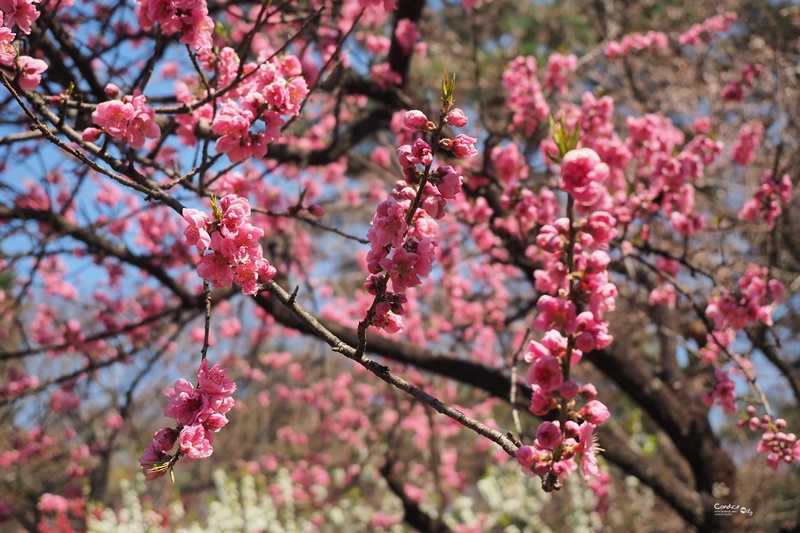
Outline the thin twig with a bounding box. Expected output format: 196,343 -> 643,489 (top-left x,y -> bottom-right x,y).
264,279 -> 519,458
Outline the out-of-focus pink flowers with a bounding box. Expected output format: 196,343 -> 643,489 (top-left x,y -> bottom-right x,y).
605,31 -> 668,59
738,170 -> 792,229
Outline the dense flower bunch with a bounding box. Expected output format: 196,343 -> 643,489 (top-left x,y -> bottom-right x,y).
363,107 -> 473,333
182,194 -> 277,296
138,360 -> 236,480
178,48 -> 310,163
88,88 -> 161,149
517,142 -> 617,487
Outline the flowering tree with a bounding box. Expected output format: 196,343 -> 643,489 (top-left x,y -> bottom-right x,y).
1,0 -> 799,531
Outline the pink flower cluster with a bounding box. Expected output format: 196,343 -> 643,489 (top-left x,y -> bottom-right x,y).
89,91 -> 161,149
739,408 -> 800,470
517,146 -> 618,485
604,31 -> 668,60
516,418 -> 603,483
139,359 -> 236,480
678,12 -> 737,46
136,0 -> 214,51
364,109 -> 471,333
205,49 -> 309,162
503,56 -> 549,136
739,170 -> 792,230
730,121 -> 764,166
182,194 -> 277,296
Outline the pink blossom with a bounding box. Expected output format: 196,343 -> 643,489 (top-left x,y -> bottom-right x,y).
448,134 -> 478,159
585,250 -> 610,274
379,247 -> 422,291
218,194 -> 252,237
0,26 -> 16,66
394,19 -> 419,53
0,0 -> 40,34
560,148 -> 609,205
504,55 -> 549,135
544,53 -> 577,94
536,421 -> 563,449
700,368 -> 738,414
560,380 -> 580,399
533,295 -> 576,332
373,301 -> 404,333
516,445 -> 537,468
163,378 -> 210,426
402,110 -> 429,131
138,439 -> 170,480
738,171 -> 792,229
124,93 -> 161,148
605,31 -> 668,59
446,108 -> 468,127
138,0 -> 213,51
15,55 -> 47,91
580,400 -> 610,424
182,208 -> 211,254
153,427 -> 178,451
528,355 -> 563,392
523,339 -> 550,364
721,81 -> 744,102
584,211 -> 617,246
370,62 -> 403,88
730,121 -> 764,166
649,283 -> 676,309
197,359 -> 236,397
530,384 -> 557,415
37,493 -> 69,514
105,413 -> 124,429
197,250 -> 235,288
432,165 -> 462,199
369,197 -> 408,249
574,423 -> 601,481
81,127 -> 102,143
179,424 -> 214,459
212,100 -> 256,163
92,93 -> 160,148
97,100 -> 128,137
